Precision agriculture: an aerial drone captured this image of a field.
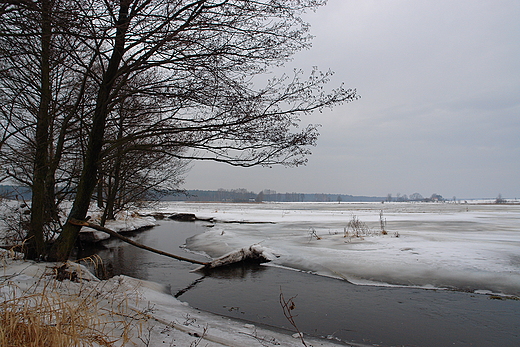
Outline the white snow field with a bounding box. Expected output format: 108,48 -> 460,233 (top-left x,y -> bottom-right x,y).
147,201 -> 520,295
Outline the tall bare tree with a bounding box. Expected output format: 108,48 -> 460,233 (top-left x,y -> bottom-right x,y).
0,0 -> 98,256
97,85 -> 189,225
1,0 -> 358,261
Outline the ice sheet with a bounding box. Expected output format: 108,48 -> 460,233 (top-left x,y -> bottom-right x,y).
151,201 -> 520,295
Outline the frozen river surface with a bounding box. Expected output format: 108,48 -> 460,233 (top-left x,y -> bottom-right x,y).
152,201 -> 520,295
86,201 -> 520,346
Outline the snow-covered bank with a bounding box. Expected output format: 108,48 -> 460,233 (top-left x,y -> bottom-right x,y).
78,211 -> 157,242
0,200 -> 157,244
144,201 -> 520,296
0,250 -> 348,347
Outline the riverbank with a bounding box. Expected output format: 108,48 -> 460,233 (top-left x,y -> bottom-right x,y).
0,250 -> 349,347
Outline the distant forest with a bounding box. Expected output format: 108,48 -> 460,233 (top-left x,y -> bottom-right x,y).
2,185 -> 472,204
162,189 -> 386,203
1,185 -> 450,203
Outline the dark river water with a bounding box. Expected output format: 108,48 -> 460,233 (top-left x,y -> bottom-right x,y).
79,219 -> 520,347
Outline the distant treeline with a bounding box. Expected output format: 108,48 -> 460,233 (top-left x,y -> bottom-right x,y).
0,185 -> 396,203
3,185 -> 481,204
162,189 -> 385,203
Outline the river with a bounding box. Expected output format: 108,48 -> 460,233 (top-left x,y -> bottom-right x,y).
80,216 -> 520,347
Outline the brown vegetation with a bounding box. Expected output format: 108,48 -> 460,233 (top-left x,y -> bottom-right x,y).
0,259 -> 153,347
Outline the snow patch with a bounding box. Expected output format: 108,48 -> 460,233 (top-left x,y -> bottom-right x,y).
0,255 -> 347,347
172,201 -> 520,295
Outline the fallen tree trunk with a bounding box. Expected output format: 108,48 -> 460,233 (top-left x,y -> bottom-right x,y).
68,219 -> 273,269
69,218 -> 209,266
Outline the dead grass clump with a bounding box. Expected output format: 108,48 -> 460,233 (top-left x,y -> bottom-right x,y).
1,285 -> 117,346
379,210 -> 388,235
0,262 -> 150,347
77,254 -> 108,280
344,214 -> 372,239
308,227 -> 322,241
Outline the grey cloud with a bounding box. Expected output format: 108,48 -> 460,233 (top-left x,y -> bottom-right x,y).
185,0 -> 520,199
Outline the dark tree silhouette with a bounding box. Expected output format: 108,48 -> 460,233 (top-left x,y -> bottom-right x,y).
1,0 -> 358,261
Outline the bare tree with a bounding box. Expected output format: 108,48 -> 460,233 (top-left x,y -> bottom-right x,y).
97,95 -> 189,224
0,0 -> 100,257
1,0 -> 67,256
2,0 -> 358,261
409,192 -> 424,201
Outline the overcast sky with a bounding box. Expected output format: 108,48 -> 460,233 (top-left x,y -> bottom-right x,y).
184,0 -> 520,199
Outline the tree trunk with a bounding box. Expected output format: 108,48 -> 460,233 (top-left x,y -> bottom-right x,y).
49,1 -> 131,261
101,169 -> 119,226
97,173 -> 104,209
26,0 -> 52,260
101,111 -> 125,226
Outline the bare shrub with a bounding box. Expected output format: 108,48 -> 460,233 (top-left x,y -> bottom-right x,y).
344,214 -> 371,239
0,199 -> 30,246
343,213 -> 396,241
280,288 -> 307,347
308,227 -> 321,241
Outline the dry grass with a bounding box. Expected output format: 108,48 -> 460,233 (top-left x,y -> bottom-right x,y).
0,258 -> 152,347
1,286 -> 116,346
344,214 -> 372,239
343,214 -> 399,242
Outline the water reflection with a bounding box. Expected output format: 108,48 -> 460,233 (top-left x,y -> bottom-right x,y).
199,262 -> 268,279
174,276 -> 205,298
175,263 -> 268,298
77,220 -> 211,294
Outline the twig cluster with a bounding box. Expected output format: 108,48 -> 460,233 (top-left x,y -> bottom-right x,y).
279,288 -> 308,347
308,227 -> 322,241
240,327 -> 281,346
344,214 -> 372,239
